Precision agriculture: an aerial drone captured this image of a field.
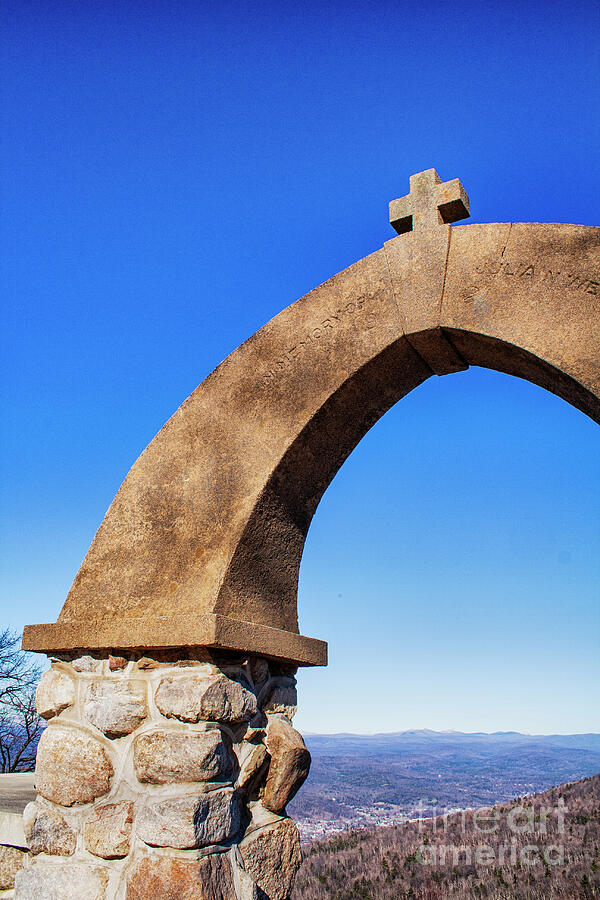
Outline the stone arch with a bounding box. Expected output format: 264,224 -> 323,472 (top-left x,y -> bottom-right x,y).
24,219 -> 599,666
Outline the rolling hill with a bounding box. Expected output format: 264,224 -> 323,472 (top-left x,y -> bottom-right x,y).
292,773 -> 600,899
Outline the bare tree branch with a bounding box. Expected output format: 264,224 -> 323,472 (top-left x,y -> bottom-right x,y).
0,628 -> 41,704
0,629 -> 44,772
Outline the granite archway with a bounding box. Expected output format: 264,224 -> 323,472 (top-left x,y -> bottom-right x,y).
16,171 -> 599,900
24,174 -> 600,666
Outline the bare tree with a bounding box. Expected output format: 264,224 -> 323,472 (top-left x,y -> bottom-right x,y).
0,628 -> 44,772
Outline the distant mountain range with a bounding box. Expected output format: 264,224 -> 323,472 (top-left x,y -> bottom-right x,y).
302,729 -> 600,752
289,730 -> 600,833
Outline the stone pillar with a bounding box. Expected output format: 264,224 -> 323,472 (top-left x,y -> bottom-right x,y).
15,652 -> 310,900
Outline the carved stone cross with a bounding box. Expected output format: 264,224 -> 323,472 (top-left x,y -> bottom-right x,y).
389,168 -> 470,235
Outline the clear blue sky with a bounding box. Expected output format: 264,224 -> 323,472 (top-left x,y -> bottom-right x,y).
1,0 -> 598,734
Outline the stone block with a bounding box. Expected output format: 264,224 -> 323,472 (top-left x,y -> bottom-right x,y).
263,717 -> 310,813
126,854 -> 236,900
14,860 -> 108,899
134,728 -> 233,784
155,674 -> 257,724
136,657 -> 159,669
136,787 -> 240,849
84,801 -> 134,859
0,845 -> 27,890
108,655 -> 128,671
35,669 -> 75,719
240,818 -> 301,900
35,725 -> 113,806
24,802 -> 76,855
72,655 -> 100,672
84,680 -> 147,737
249,657 -> 270,693
244,711 -> 267,742
260,681 -> 297,718
237,742 -> 268,792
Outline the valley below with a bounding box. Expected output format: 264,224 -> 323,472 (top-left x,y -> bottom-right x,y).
288,730 -> 600,841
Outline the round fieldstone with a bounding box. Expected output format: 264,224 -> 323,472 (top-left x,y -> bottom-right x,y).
84,801 -> 134,859
263,716 -> 311,814
136,787 -> 240,849
260,680 -> 298,718
126,854 -> 235,900
23,802 -> 76,855
35,669 -> 75,720
0,845 -> 27,891
136,657 -> 159,669
35,725 -> 113,806
244,710 -> 268,742
134,728 -> 233,784
155,674 -> 257,724
14,861 -> 108,900
249,657 -> 270,693
84,679 -> 148,737
239,818 -> 301,900
237,742 -> 268,791
72,656 -> 100,673
108,655 -> 128,671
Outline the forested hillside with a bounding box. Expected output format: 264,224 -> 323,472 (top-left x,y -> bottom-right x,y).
292,774 -> 600,899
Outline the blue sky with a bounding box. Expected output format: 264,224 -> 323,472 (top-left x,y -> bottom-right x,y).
1,0 -> 598,734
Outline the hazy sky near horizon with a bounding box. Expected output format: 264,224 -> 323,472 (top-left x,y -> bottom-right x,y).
1,0 -> 599,734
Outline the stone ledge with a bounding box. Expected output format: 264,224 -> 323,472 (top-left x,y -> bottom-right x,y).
22,615 -> 327,667
0,775 -> 36,817
0,813 -> 27,851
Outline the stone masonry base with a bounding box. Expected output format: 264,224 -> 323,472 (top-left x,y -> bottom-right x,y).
11,650 -> 310,899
